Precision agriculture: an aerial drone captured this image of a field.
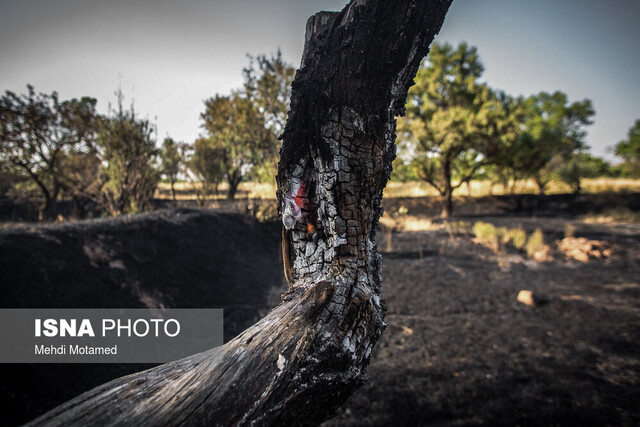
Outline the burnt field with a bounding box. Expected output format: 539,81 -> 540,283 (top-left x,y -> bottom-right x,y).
329,217 -> 640,426
1,194 -> 639,426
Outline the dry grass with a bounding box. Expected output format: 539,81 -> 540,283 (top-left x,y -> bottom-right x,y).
581,178 -> 640,193
379,215 -> 438,232
581,207 -> 640,223
155,182 -> 277,200
383,178 -> 640,198
157,178 -> 640,201
383,181 -> 441,198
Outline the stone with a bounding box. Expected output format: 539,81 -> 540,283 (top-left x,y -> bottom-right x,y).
517,290 -> 547,307
517,290 -> 535,307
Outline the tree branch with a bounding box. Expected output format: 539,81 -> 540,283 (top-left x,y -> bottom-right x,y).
451,162 -> 483,191
27,1 -> 452,425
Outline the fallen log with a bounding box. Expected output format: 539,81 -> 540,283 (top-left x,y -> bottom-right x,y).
28,0 -> 452,425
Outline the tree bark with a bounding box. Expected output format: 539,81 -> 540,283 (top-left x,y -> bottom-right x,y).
534,173 -> 547,195
170,178 -> 176,201
227,169 -> 242,200
27,1 -> 451,425
441,157 -> 453,217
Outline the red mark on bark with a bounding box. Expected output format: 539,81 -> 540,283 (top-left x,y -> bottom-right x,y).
295,180 -> 318,235
295,182 -> 308,210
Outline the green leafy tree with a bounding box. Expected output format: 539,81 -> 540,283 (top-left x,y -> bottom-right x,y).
398,42 -> 501,216
519,91 -> 594,194
0,159 -> 30,199
58,148 -> 102,217
390,158 -> 419,182
243,50 -> 295,183
95,91 -> 159,216
556,153 -> 610,194
200,93 -> 271,199
0,85 -> 97,218
480,94 -> 530,193
614,120 -> 640,178
482,163 -> 511,195
187,137 -> 224,206
160,137 -> 184,201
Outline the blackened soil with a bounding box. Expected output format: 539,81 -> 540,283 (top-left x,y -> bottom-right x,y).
0,209 -> 285,426
326,217 -> 640,426
2,197 -> 640,426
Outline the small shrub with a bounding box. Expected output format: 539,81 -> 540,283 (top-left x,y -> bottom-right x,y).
496,226 -> 509,243
526,229 -> 545,257
473,221 -> 498,249
509,228 -> 527,250
450,220 -> 471,234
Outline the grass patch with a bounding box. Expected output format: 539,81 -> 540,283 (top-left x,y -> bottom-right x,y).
383,178 -> 640,198
526,229 -> 545,258
156,178 -> 640,201
472,222 -> 499,251
508,228 -> 527,249
581,207 -> 640,223
472,222 -> 546,260
380,215 -> 437,232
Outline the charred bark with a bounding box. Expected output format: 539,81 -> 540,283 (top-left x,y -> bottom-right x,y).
28,1 -> 451,425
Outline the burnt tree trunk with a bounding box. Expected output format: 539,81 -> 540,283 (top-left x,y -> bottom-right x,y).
27,1 -> 451,425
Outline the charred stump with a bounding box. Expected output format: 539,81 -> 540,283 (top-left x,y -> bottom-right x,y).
28,1 -> 451,425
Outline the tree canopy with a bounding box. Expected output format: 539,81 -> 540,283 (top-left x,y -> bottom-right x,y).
397,42 -> 598,213
0,85 -> 97,217
518,91 -> 594,193
95,91 -> 159,216
615,119 -> 640,178
160,137 -> 184,201
399,42 -> 503,216
200,93 -> 271,199
242,50 -> 295,183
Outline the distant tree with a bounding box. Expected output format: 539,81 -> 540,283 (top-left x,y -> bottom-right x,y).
243,49 -> 295,182
160,137 -> 184,201
0,159 -> 30,199
614,119 -> 640,178
482,163 -> 511,195
58,149 -> 102,217
95,90 -> 159,216
200,93 -> 272,199
390,158 -> 419,183
187,137 -> 224,206
555,152 -> 610,194
518,91 -> 594,194
485,129 -> 547,194
0,85 -> 97,218
244,49 -> 295,135
399,42 -> 504,216
480,94 -> 532,193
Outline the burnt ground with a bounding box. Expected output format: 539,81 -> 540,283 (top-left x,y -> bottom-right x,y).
0,209 -> 285,426
327,211 -> 640,425
1,195 -> 639,425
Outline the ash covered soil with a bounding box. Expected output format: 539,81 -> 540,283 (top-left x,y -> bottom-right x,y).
0,209 -> 286,426
329,217 -> 640,426
1,195 -> 640,426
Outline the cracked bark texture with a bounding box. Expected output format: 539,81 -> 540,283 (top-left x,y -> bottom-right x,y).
27,1 -> 452,425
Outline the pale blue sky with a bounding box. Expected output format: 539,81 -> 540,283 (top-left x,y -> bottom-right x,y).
1,0 -> 638,161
